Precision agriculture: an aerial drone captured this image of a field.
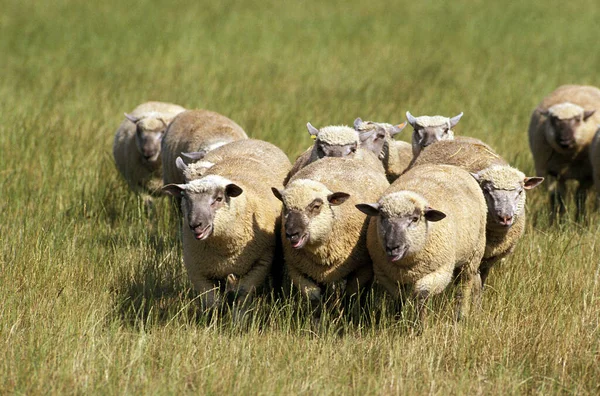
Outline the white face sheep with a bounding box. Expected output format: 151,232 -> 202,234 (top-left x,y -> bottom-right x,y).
406,111 -> 463,156
124,113 -> 168,164
307,122 -> 359,158
540,103 -> 595,154
353,118 -> 407,159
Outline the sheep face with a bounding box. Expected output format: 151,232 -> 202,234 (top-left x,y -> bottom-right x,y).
272,180 -> 350,249
307,123 -> 360,159
472,167 -> 544,227
163,177 -> 243,240
541,104 -> 596,153
356,192 -> 446,262
125,114 -> 168,163
406,111 -> 463,156
354,118 -> 406,158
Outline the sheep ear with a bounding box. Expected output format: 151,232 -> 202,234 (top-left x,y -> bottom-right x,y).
540,110 -> 551,118
225,183 -> 243,198
327,192 -> 350,206
158,117 -> 168,128
355,203 -> 380,216
390,122 -> 407,136
181,151 -> 207,162
175,156 -> 188,172
470,172 -> 481,182
583,109 -> 596,121
353,118 -> 363,130
523,177 -> 544,190
124,113 -> 140,124
271,187 -> 284,202
307,122 -> 319,137
424,207 -> 446,222
406,111 -> 417,127
449,112 -> 463,128
162,184 -> 186,197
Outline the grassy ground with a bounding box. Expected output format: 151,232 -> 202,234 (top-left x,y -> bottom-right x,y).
1,0 -> 599,393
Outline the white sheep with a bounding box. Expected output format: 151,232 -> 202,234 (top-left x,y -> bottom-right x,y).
272,156 -> 389,319
285,123 -> 384,184
175,139 -> 291,183
356,164 -> 487,327
409,140 -> 544,286
161,109 -> 248,186
112,101 -> 185,200
353,118 -> 412,182
406,111 -> 464,157
162,153 -> 291,315
528,84 -> 600,220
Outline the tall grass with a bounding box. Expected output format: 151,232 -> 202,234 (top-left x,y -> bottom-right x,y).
1,0 -> 599,393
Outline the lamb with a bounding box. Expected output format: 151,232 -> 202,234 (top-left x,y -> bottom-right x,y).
409,140 -> 544,286
591,127 -> 600,203
355,164 -> 487,327
406,111 -> 464,157
272,156 -> 389,318
162,154 -> 291,315
175,139 -> 291,183
353,118 -> 412,182
528,84 -> 600,220
285,123 -> 384,184
161,109 -> 248,186
112,101 -> 185,200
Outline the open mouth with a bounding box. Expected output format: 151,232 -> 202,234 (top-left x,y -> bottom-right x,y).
193,224 -> 213,240
290,233 -> 309,249
387,246 -> 408,262
557,139 -> 574,149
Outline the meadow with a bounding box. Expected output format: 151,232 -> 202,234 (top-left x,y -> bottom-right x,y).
1,0 -> 599,393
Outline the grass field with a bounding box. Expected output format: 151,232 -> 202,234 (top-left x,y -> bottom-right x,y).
1,0 -> 600,393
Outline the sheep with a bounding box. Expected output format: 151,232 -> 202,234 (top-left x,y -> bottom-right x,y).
162,154 -> 291,316
405,111 -> 464,157
272,156 -> 389,319
112,101 -> 185,200
591,127 -> 600,203
285,123 -> 384,184
161,109 -> 248,186
353,118 -> 412,182
175,139 -> 291,183
528,84 -> 600,220
355,164 -> 487,327
409,140 -> 544,286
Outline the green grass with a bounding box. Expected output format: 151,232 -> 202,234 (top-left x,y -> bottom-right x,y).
1,0 -> 600,393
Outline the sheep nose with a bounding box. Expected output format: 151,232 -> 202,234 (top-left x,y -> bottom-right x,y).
190,222 -> 203,230
286,233 -> 299,243
386,245 -> 400,255
498,215 -> 513,226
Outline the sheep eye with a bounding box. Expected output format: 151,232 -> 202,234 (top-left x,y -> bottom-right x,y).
411,216 -> 419,223
312,204 -> 321,212
216,196 -> 223,202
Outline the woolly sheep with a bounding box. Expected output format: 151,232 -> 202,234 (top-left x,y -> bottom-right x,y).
528,84 -> 600,219
162,109 -> 248,186
112,101 -> 185,200
285,123 -> 384,184
162,154 -> 290,315
410,140 -> 544,285
353,118 -> 412,182
272,156 -> 389,318
406,111 -> 464,157
591,127 -> 600,202
356,164 -> 487,326
176,139 -> 291,183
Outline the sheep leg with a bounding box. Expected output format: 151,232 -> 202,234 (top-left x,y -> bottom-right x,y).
287,264 -> 322,318
479,255 -> 501,288
413,265 -> 454,328
345,265 -> 373,296
230,253 -> 273,309
454,262 -> 478,321
575,180 -> 592,221
193,277 -> 220,312
547,176 -> 566,222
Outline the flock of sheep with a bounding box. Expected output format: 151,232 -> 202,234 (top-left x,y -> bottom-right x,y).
112,84 -> 600,328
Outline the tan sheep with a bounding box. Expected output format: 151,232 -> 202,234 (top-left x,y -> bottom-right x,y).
161,109 -> 248,186
409,140 -> 543,286
528,84 -> 600,220
591,127 -> 600,203
112,101 -> 185,201
175,139 -> 291,183
272,156 -> 389,318
356,164 -> 487,327
162,154 -> 289,316
285,123 -> 384,184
